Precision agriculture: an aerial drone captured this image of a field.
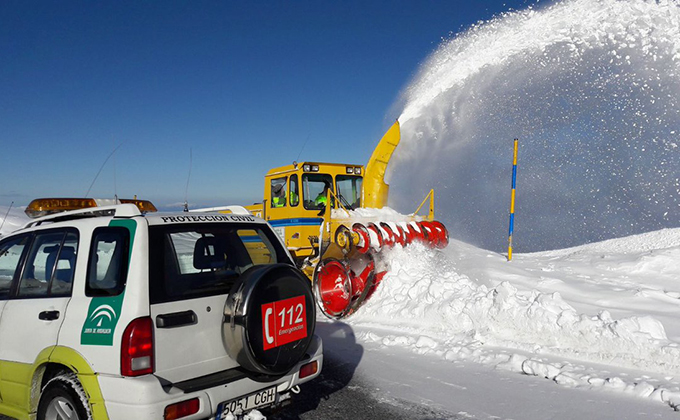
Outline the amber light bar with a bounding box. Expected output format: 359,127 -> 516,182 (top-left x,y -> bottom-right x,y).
25,198 -> 98,218
119,198 -> 158,213
25,197 -> 157,218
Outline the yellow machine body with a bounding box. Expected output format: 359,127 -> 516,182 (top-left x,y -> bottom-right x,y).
237,121 -> 437,283
244,162 -> 365,264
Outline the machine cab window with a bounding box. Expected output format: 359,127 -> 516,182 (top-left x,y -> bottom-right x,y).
336,175 -> 363,209
290,175 -> 300,207
302,174 -> 334,211
271,178 -> 287,208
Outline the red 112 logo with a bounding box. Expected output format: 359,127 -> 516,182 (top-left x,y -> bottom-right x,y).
262,296 -> 307,351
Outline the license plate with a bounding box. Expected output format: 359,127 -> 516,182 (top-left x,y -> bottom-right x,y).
216,386 -> 277,418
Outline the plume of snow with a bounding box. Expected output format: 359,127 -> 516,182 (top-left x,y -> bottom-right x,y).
389,0 -> 680,252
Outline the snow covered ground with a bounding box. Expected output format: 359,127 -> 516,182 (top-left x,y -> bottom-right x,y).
342,227 -> 680,415
318,322 -> 679,419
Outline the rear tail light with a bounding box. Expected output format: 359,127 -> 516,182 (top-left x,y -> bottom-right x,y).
299,360 -> 318,379
121,317 -> 154,376
164,398 -> 200,420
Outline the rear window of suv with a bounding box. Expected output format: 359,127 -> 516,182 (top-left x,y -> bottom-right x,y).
148,223 -> 291,304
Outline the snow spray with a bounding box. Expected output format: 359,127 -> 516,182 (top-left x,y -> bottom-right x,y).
388,0 -> 680,252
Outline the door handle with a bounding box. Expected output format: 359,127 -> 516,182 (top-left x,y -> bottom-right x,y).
39,310 -> 60,321
156,310 -> 197,328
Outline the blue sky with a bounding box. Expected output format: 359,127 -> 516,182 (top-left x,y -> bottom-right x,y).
1,0 -> 536,210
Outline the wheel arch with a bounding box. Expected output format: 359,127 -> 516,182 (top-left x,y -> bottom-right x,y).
30,346 -> 109,420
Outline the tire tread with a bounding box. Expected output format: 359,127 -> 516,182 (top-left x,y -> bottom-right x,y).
38,372 -> 93,420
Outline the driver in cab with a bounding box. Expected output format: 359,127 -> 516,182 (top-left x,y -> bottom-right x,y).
315,182 -> 331,208
272,183 -> 286,208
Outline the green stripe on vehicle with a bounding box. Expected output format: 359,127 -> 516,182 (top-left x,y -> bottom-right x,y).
81,219 -> 136,346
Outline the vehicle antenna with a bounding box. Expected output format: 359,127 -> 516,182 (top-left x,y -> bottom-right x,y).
112,136 -> 118,200
183,148 -> 193,212
85,143 -> 123,197
294,134 -> 310,165
0,201 -> 14,234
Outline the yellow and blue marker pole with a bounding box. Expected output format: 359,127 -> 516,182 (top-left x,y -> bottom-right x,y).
508,139 -> 518,261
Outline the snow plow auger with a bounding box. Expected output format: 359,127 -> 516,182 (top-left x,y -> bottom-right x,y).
241,121 -> 449,319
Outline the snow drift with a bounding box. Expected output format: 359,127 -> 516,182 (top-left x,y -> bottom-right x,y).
346,226 -> 680,410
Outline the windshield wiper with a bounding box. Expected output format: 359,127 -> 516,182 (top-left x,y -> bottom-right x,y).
338,194 -> 354,210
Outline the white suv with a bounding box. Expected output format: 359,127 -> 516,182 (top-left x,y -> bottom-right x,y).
0,198 -> 322,420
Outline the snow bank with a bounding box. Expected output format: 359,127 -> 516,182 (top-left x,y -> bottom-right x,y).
345,226 -> 680,410
530,228 -> 680,256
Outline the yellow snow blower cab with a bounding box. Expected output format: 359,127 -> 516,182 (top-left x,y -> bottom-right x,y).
244,121 -> 448,319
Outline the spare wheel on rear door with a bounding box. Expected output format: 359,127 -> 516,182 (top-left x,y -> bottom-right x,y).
223,263 -> 315,376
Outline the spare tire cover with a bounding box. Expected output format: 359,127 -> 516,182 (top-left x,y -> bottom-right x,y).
223,263 -> 316,375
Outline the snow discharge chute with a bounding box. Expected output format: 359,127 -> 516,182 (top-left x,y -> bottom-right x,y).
363,120 -> 401,209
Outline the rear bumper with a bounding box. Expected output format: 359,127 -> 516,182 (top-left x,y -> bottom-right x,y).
97,335 -> 323,419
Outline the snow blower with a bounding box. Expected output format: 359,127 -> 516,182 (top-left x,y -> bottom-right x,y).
213,121 -> 448,319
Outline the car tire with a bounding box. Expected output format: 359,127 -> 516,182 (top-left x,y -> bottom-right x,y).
37,372 -> 92,420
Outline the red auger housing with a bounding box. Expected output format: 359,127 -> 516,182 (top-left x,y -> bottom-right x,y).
312,216 -> 449,319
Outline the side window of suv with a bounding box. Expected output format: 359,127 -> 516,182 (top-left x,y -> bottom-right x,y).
0,234 -> 30,299
18,230 -> 78,298
87,227 -> 129,297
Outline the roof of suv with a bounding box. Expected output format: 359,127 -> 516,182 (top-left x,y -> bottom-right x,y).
18,203 -> 266,232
